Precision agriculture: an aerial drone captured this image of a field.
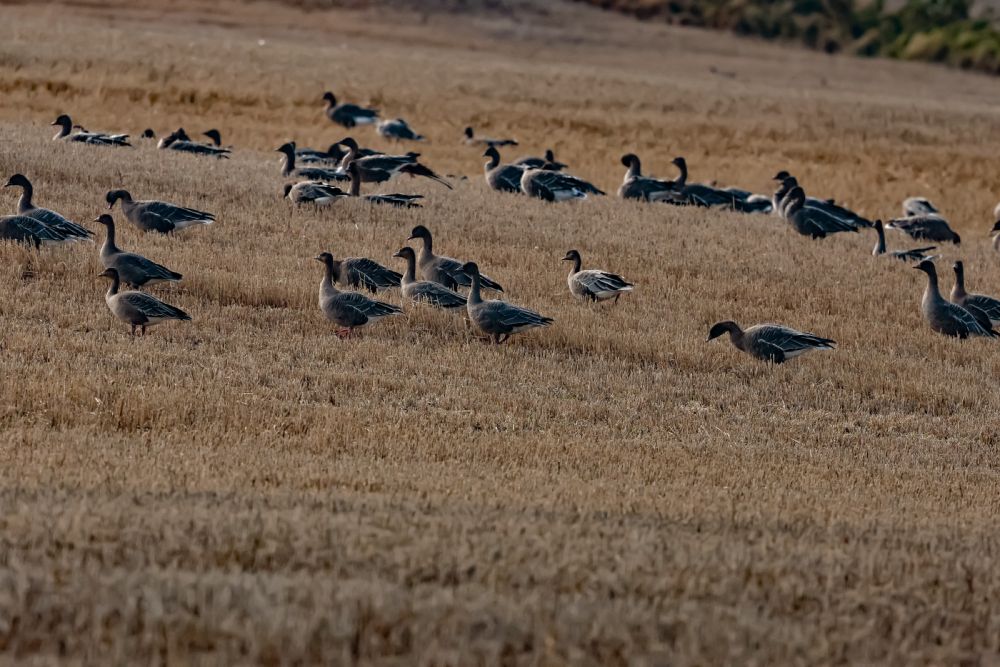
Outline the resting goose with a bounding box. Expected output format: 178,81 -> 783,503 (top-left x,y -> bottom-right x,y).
276,142 -> 348,182
772,174 -> 870,227
782,186 -> 859,238
483,146 -> 525,193
393,247 -> 467,309
464,262 -> 552,344
284,181 -> 348,206
106,190 -> 215,234
464,127 -> 518,148
51,114 -> 130,147
323,91 -> 379,128
94,215 -> 182,288
562,250 -> 633,303
521,168 -> 603,201
707,321 -> 836,363
3,174 -> 93,241
872,220 -> 935,261
377,118 -> 424,141
0,214 -> 70,247
617,154 -> 676,202
886,214 -> 960,244
315,252 -> 401,338
99,268 -> 191,336
345,161 -> 423,208
515,149 -> 566,171
159,129 -> 230,158
951,261 -> 1000,328
337,138 -> 451,189
408,225 -> 503,292
914,260 -> 995,338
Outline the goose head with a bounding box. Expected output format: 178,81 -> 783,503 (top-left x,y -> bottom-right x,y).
141,128 -> 156,139
464,127 -> 474,139
203,129 -> 222,146
914,259 -> 937,277
93,214 -> 114,227
545,149 -> 557,162
707,321 -> 740,342
322,91 -> 337,106
953,260 -> 965,278
461,261 -> 480,278
314,252 -> 335,267
275,141 -> 296,156
620,153 -> 639,168
338,137 -> 359,152
97,267 -> 119,281
392,247 -> 416,260
671,156 -> 687,169
773,170 -> 791,182
483,145 -> 500,161
3,173 -> 30,189
50,114 -> 72,131
991,220 -> 1000,235
408,225 -> 431,242
562,249 -> 581,263
105,190 -> 131,209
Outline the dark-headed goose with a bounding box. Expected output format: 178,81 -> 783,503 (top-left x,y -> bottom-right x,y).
4,174 -> 93,241
284,181 -> 348,206
51,114 -> 130,147
515,149 -> 566,171
951,261 -> 1000,328
562,250 -> 633,303
887,214 -> 960,244
464,262 -> 551,344
914,260 -> 994,338
276,142 -> 348,181
782,187 -> 858,238
94,215 -> 181,288
773,173 -> 870,227
707,321 -> 836,363
346,162 -> 423,208
106,190 -> 215,234
323,91 -> 379,128
315,252 -> 401,338
483,146 -> 525,193
408,225 -> 503,292
464,127 -> 518,148
337,138 -> 451,189
159,129 -> 230,158
0,215 -> 70,247
872,220 -> 936,261
99,268 -> 190,336
521,168 -> 603,201
617,154 -> 676,202
377,118 -> 424,141
393,247 -> 467,309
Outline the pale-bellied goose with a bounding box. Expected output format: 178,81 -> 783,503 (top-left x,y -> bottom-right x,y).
521,168 -> 603,201
3,174 -> 93,241
159,129 -> 230,158
51,114 -> 130,147
346,161 -> 423,208
617,154 -> 676,202
315,252 -> 401,338
0,214 -> 70,247
377,118 -> 424,141
772,173 -> 870,227
515,149 -> 566,171
320,252 -> 402,293
106,190 -> 215,234
886,214 -> 960,244
483,146 -> 525,193
276,142 -> 348,181
782,186 -> 859,238
337,138 -> 451,189
408,225 -> 503,291
951,261 -> 1000,328
94,215 -> 182,288
707,321 -> 835,363
99,267 -> 191,336
393,247 -> 467,309
464,262 -> 551,344
322,91 -> 378,128
464,127 -> 518,148
284,181 -> 348,206
872,220 -> 936,261
562,250 -> 633,303
914,260 -> 995,338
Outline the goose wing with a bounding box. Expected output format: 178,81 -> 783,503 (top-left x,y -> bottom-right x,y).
1,215 -> 69,244
141,200 -> 215,229
484,300 -> 553,332
944,302 -> 997,337
493,165 -> 525,192
398,163 -> 452,189
886,215 -> 955,241
344,258 -> 402,292
167,141 -> 230,158
749,325 -> 836,356
890,246 -> 936,262
364,194 -> 423,208
25,208 -> 93,240
409,282 -> 467,308
119,292 -> 190,321
965,295 -> 1000,325
797,208 -> 859,235
336,291 -> 402,318
114,252 -> 181,283
574,270 -> 634,297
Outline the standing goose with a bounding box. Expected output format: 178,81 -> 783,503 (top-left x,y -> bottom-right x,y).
106,190 -> 215,234
283,181 -> 348,206
0,214 -> 70,247
951,261 -> 1000,328
337,138 -> 452,189
408,225 -> 503,292
393,247 -> 467,309
346,161 -> 423,208
515,149 -> 566,171
872,220 -> 936,261
464,127 -> 518,148
3,174 -> 93,241
464,262 -> 552,344
94,215 -> 182,288
886,214 -> 960,244
913,260 -> 995,338
377,118 -> 424,141
782,186 -> 859,239
322,91 -> 379,128
315,252 -> 401,338
51,114 -> 130,147
159,129 -> 230,158
320,252 -> 402,293
617,154 -> 676,202
707,321 -> 836,363
276,142 -> 349,182
483,146 -> 525,194
99,267 -> 191,336
562,250 -> 634,303
520,168 -> 603,201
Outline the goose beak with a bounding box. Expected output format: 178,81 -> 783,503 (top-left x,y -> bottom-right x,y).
391,251 -> 403,258
313,256 -> 323,262
92,216 -> 102,222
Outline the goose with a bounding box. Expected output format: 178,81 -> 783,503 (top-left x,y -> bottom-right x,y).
872,220 -> 936,261
275,142 -> 349,181
464,127 -> 518,148
408,225 -> 503,292
98,267 -> 191,336
521,168 -> 603,201
346,161 -> 423,208
562,250 -> 634,303
322,91 -> 379,128
617,154 -> 676,202
707,321 -> 836,363
772,173 -> 870,227
951,261 -> 1000,328
315,252 -> 401,338
914,260 -> 995,338
666,157 -> 746,208
159,129 -> 230,158
464,262 -> 551,344
782,186 -> 859,238
283,181 -> 348,206
515,149 -> 567,171
0,214 -> 69,247
886,214 -> 960,244
106,190 -> 215,234
51,114 -> 130,146
483,146 -> 525,193
393,247 -> 467,309
337,138 -> 451,189
94,215 -> 182,288
3,174 -> 93,241
377,118 -> 424,141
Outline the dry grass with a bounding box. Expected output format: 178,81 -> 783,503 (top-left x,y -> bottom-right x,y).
3,0 -> 1000,663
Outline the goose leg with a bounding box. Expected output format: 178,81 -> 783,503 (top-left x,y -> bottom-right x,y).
130,324 -> 137,337
140,325 -> 146,337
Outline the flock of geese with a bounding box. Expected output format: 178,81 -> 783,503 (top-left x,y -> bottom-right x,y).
4,91 -> 1000,361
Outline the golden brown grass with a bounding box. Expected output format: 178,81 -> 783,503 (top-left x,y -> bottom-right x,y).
3,0 -> 1000,663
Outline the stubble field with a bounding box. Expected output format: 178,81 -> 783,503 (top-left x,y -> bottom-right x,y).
3,0 -> 1000,663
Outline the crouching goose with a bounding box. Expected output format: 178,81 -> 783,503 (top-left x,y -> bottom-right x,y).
521,168 -> 604,201
772,173 -> 870,227
51,114 -> 130,147
323,91 -> 379,128
515,149 -> 566,171
94,215 -> 181,288
315,252 -> 401,338
707,321 -> 836,363
562,250 -> 633,303
337,138 -> 451,189
914,260 -> 995,338
99,268 -> 190,336
872,220 -> 936,261
483,146 -> 525,193
393,247 -> 467,309
464,127 -> 518,148
284,181 -> 348,206
4,174 -> 93,241
106,190 -> 215,234
159,129 -> 230,158
320,252 -> 401,293
276,142 -> 349,182
464,262 -> 552,344
347,162 -> 423,208
0,214 -> 70,247
951,261 -> 1000,328
408,225 -> 503,291
887,214 -> 960,244
377,118 -> 424,141
782,186 -> 859,239
617,154 -> 676,202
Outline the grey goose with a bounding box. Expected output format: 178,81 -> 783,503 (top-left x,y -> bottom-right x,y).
782,186 -> 859,239
707,321 -> 836,363
951,261 -> 1000,328
377,118 -> 424,141
106,190 -> 215,234
520,168 -> 604,201
320,252 -> 402,293
284,181 -> 348,206
276,142 -> 349,182
515,149 -> 566,171
337,138 -> 451,189
667,157 -> 745,209
3,174 -> 93,241
772,173 -> 870,227
94,215 -> 182,288
617,154 -> 676,202
159,129 -> 230,158
464,262 -> 552,344
408,225 -> 503,292
346,161 -> 423,208
872,220 -> 936,261
99,267 -> 191,336
562,250 -> 634,303
483,146 -> 525,193
0,214 -> 70,247
51,114 -> 130,147
914,260 -> 995,338
393,247 -> 467,309
886,214 -> 960,244
323,91 -> 379,128
315,252 -> 401,338
464,127 -> 518,148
